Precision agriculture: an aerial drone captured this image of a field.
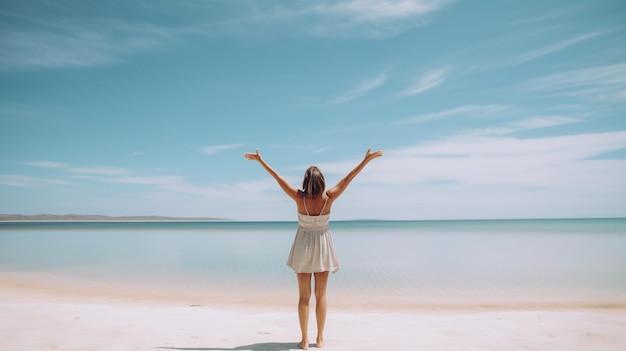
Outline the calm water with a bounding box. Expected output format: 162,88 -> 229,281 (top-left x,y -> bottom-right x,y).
1,219 -> 626,306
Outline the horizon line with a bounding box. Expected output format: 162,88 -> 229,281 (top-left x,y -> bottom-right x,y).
1,214 -> 624,223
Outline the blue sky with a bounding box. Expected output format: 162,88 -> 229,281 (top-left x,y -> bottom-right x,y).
1,0 -> 626,221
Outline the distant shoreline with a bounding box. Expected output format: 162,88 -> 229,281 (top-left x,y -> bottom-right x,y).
0,214 -> 229,222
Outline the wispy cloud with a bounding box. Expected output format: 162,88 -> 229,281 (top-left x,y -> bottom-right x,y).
511,30 -> 612,65
468,115 -> 582,137
0,1 -> 212,70
101,175 -> 184,186
18,160 -> 255,203
522,63 -> 626,91
510,5 -> 584,26
321,0 -> 451,22
0,0 -> 453,69
243,0 -> 453,39
0,175 -> 74,187
400,68 -> 450,96
0,17 -> 177,69
202,143 -> 245,155
26,161 -> 129,176
330,72 -> 387,103
512,115 -> 581,130
24,161 -> 67,169
322,130 -> 626,188
398,104 -> 509,124
274,144 -> 332,154
18,162 -> 185,189
520,62 -> 626,103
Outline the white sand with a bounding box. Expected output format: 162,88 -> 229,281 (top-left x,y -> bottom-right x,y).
2,302 -> 626,351
1,274 -> 626,350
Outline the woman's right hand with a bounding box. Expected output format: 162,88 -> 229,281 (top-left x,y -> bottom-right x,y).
365,149 -> 384,162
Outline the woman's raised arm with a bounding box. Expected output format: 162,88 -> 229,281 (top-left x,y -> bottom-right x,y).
244,149 -> 299,200
326,149 -> 383,200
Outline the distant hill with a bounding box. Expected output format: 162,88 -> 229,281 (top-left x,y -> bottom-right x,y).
0,214 -> 227,222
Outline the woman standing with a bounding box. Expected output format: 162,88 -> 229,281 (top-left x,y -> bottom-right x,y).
244,148 -> 383,349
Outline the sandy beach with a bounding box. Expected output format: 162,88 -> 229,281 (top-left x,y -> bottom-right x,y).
2,273 -> 626,351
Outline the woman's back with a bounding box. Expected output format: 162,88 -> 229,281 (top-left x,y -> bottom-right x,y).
298,194 -> 331,216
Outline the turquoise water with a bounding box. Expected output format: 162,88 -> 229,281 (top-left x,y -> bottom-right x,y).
1,219 -> 626,306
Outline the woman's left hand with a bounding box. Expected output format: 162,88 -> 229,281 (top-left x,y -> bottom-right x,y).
244,149 -> 262,162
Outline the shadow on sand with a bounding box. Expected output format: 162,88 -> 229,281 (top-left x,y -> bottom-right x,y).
155,342 -> 303,351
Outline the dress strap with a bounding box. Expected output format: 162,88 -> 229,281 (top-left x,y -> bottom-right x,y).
303,197 -> 310,216
303,196 -> 328,216
320,196 -> 328,215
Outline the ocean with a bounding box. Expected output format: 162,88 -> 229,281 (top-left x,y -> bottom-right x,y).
1,219 -> 625,308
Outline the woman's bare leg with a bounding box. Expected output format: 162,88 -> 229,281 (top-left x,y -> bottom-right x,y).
297,273 -> 312,350
314,271 -> 329,348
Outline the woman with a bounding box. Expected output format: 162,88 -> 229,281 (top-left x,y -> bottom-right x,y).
244,148 -> 383,349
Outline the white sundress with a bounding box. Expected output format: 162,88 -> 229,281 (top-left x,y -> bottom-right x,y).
286,196 -> 341,274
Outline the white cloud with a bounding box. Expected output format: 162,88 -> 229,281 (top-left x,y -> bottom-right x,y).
330,72 -> 387,104
23,158 -> 264,201
517,63 -> 626,122
399,104 -> 508,124
312,130 -> 626,194
512,115 -> 580,130
102,175 -> 184,186
520,63 -> 626,104
26,161 -> 129,176
24,161 -> 183,188
400,67 -> 450,96
0,175 -> 74,187
1,1 -> 453,69
67,166 -> 130,176
510,5 -> 583,26
0,17 -> 176,69
246,0 -> 453,39
202,143 -> 245,155
320,0 -> 450,22
375,131 -> 626,187
511,30 -> 610,65
24,161 -> 68,169
468,115 -> 582,137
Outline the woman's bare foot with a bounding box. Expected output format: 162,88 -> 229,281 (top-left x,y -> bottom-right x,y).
298,339 -> 309,350
316,336 -> 324,348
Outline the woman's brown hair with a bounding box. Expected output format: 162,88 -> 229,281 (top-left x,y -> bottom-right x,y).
301,166 -> 325,198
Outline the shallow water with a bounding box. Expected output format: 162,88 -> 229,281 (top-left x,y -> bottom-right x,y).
1,219 -> 625,306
